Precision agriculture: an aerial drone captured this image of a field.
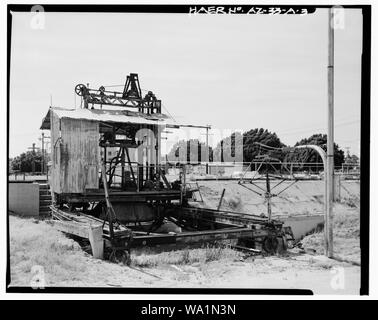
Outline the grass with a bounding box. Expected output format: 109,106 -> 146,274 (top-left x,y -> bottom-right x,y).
9,214 -> 242,286
301,207 -> 360,264
9,214 -> 90,286
8,212 -> 360,291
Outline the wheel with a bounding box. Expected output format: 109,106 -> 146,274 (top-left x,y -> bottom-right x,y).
262,236 -> 279,254
75,84 -> 87,96
109,249 -> 131,266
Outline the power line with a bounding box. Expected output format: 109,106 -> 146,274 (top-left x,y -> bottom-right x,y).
276,119 -> 359,137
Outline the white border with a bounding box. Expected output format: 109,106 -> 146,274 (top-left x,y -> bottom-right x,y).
1,0 -> 376,300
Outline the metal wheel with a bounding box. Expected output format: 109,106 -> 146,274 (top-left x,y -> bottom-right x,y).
262,236 -> 279,254
109,249 -> 131,266
75,84 -> 87,96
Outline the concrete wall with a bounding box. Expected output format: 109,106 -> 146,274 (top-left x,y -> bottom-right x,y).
8,182 -> 40,216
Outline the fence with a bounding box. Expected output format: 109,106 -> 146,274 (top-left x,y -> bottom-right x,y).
8,172 -> 48,182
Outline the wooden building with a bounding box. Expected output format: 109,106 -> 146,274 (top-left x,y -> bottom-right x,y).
40,107 -> 177,200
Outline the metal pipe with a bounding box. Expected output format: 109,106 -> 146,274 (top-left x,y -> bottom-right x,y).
295,144 -> 329,256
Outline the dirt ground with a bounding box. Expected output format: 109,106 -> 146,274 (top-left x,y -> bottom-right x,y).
8,215 -> 360,294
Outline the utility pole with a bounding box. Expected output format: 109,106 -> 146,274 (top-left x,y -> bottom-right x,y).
326,8 -> 335,258
199,125 -> 212,174
39,133 -> 50,175
28,143 -> 40,174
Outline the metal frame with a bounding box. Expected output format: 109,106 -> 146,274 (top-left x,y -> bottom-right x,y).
75,73 -> 162,113
47,75 -> 291,263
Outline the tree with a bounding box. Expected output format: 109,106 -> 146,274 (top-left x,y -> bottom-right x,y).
290,133 -> 345,168
212,129 -> 285,163
165,139 -> 213,163
10,150 -> 43,173
242,128 -> 285,163
345,153 -> 359,165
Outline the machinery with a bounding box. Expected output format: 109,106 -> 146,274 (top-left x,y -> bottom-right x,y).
41,73 -> 292,264
75,73 -> 162,113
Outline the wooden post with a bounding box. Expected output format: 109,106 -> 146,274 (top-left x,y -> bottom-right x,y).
101,164 -> 115,241
326,8 -> 335,258
88,224 -> 104,259
217,188 -> 226,211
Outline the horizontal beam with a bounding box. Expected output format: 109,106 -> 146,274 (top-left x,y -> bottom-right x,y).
51,219 -> 92,239
130,226 -> 272,248
166,124 -> 211,129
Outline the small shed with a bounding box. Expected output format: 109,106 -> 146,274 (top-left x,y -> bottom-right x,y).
40,107 -> 175,195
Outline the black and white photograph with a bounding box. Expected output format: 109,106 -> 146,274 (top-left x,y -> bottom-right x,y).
4,2 -> 373,299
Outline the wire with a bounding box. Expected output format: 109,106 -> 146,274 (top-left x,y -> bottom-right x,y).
278,119 -> 359,137
276,115 -> 360,135
241,119 -> 360,139
161,103 -> 177,123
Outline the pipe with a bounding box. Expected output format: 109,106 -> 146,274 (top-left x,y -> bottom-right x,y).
295,144 -> 330,256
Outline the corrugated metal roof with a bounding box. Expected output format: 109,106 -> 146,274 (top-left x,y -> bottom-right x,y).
40,107 -> 176,130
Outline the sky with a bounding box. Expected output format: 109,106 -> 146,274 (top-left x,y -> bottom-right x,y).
9,9 -> 362,158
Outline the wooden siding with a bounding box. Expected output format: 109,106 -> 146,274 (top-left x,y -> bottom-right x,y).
60,118 -> 99,193
50,110 -> 62,194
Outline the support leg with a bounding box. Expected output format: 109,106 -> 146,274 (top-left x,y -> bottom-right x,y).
88,224 -> 104,259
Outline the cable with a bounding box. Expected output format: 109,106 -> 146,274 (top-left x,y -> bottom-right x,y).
276,115 -> 360,135
242,119 -> 360,139
161,103 -> 177,123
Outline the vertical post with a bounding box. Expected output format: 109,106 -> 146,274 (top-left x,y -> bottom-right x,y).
41,133 -> 45,174
88,224 -> 104,259
220,140 -> 224,163
217,188 -> 226,211
326,8 -> 335,257
266,171 -> 272,222
121,147 -> 125,189
205,126 -> 209,174
101,164 -> 115,241
155,125 -> 161,172
104,146 -> 107,171
136,165 -> 139,192
31,143 -> 36,174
